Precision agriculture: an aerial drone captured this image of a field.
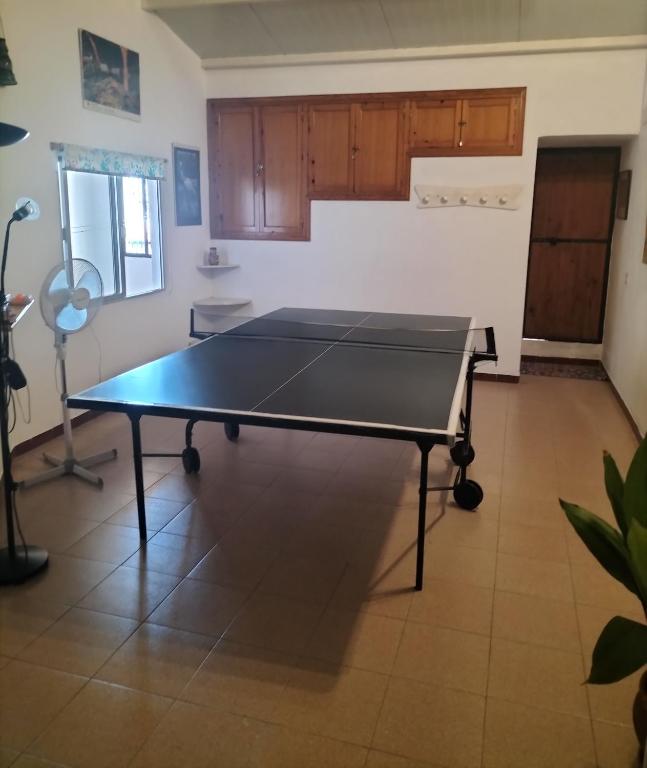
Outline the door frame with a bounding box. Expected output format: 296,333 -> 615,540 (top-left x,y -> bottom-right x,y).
523,146 -> 621,344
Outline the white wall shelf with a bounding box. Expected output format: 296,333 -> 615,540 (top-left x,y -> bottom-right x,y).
196,264 -> 239,272
193,297 -> 251,313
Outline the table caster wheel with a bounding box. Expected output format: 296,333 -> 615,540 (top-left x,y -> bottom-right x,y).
182,446 -> 201,474
453,479 -> 483,510
450,440 -> 475,467
225,422 -> 239,442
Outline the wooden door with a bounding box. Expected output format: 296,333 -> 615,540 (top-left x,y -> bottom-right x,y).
409,98 -> 460,150
459,95 -> 521,155
208,104 -> 259,237
524,148 -> 619,342
353,100 -> 408,198
259,104 -> 308,239
307,103 -> 353,198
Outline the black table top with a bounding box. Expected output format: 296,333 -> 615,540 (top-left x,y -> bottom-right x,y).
67,308 -> 474,438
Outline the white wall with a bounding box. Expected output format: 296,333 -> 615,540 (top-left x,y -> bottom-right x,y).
205,49 -> 647,378
604,117 -> 647,436
0,0 -> 211,445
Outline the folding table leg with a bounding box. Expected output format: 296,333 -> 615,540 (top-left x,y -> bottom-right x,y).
415,442 -> 432,591
129,413 -> 147,541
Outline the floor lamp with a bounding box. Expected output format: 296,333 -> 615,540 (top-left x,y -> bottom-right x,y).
0,121 -> 49,584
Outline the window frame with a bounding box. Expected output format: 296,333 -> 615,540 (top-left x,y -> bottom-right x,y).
57,160 -> 165,303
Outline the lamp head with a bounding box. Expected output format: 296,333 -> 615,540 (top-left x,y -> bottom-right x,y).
13,198 -> 40,222
0,123 -> 29,147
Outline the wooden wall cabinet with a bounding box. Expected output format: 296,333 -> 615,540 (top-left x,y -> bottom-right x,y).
208,101 -> 308,240
208,87 -> 525,241
308,100 -> 408,200
408,90 -> 524,157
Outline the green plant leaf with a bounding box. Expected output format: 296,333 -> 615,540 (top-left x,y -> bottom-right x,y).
603,451 -> 627,538
627,519 -> 647,609
625,436 -> 647,527
560,500 -> 639,596
588,615 -> 647,684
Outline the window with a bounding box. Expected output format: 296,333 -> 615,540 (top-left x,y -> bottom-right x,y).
58,166 -> 164,300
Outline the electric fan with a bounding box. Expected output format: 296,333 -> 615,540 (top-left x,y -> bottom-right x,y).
21,259 -> 117,489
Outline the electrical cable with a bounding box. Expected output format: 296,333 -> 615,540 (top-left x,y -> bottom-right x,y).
88,322 -> 103,382
9,334 -> 31,425
11,487 -> 27,556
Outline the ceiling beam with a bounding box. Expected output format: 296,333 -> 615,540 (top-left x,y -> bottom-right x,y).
201,34 -> 647,69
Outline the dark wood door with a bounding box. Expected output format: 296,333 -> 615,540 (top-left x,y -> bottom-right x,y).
524,148 -> 619,342
259,104 -> 308,239
209,104 -> 259,238
353,100 -> 408,198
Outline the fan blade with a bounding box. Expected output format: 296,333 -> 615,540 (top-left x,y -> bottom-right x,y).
56,304 -> 87,333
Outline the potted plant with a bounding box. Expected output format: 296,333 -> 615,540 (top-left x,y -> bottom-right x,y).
560,436 -> 647,762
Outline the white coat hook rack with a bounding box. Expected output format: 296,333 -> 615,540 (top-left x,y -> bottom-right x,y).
414,185 -> 523,210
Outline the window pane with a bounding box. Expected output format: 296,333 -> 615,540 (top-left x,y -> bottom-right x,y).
125,179 -> 163,297
66,171 -> 117,296
122,176 -> 148,255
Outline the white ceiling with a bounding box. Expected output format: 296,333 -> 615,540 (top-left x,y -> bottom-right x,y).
143,0 -> 647,63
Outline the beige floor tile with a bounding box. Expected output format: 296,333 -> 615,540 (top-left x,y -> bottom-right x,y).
0,660 -> 86,750
129,700 -> 270,768
17,555 -> 116,606
180,639 -> 295,720
96,623 -> 214,698
64,523 -> 143,565
0,748 -> 18,768
272,661 -> 388,746
187,536 -> 279,589
430,511 -> 499,552
366,751 -> 443,768
30,680 -> 171,768
258,725 -> 369,767
499,494 -> 565,531
495,552 -> 573,602
225,593 -> 323,654
1,509 -> 100,555
159,499 -> 239,543
483,698 -> 596,768
592,719 -> 641,768
0,596 -> 68,657
425,542 -> 497,589
492,591 -> 581,652
145,473 -> 200,504
312,496 -> 401,531
408,578 -> 493,635
9,755 -> 70,768
17,607 -> 137,676
106,498 -> 186,531
124,531 -> 211,577
587,671 -> 643,727
373,676 -> 485,767
488,637 -> 588,717
393,623 -> 490,695
17,484 -> 134,525
78,565 -> 180,620
498,521 -> 568,562
571,562 -> 640,613
328,558 -> 415,620
306,608 -> 404,674
147,578 -> 247,637
258,551 -> 347,605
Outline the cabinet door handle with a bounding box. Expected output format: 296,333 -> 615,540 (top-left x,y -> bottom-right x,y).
256,162 -> 264,175
351,146 -> 360,160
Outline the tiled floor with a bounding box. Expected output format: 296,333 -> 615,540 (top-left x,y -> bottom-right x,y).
0,375 -> 642,767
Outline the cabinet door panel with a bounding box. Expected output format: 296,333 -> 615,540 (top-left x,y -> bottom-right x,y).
308,104 -> 353,197
409,98 -> 460,150
259,104 -> 307,238
353,101 -> 407,198
209,105 -> 259,237
459,96 -> 520,153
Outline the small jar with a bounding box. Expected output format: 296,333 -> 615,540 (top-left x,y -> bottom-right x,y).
207,247 -> 219,266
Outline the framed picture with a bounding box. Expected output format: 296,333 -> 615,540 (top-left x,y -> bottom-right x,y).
616,169 -> 632,220
79,29 -> 140,121
173,145 -> 202,226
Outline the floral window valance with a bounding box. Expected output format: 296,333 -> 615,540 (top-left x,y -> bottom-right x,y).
50,142 -> 167,180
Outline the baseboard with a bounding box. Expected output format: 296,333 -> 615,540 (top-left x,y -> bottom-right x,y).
604,368 -> 642,443
521,354 -> 601,366
12,411 -> 103,457
475,372 -> 520,383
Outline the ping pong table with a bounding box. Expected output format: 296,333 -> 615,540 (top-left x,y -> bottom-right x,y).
67,307 -> 497,590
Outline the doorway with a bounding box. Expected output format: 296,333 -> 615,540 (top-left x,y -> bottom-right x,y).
523,147 -> 619,343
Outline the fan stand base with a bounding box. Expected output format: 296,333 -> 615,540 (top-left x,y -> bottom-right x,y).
20,449 -> 118,490
0,545 -> 49,585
